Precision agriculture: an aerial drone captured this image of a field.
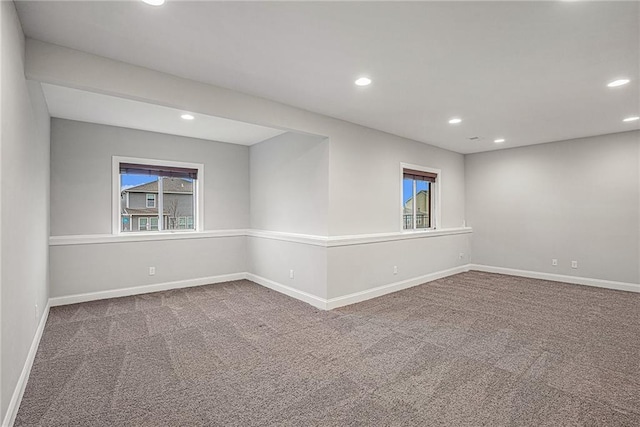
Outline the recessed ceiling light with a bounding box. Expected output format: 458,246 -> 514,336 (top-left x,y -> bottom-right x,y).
494,138 -> 505,143
623,116 -> 639,122
142,0 -> 165,5
448,118 -> 462,124
607,79 -> 630,88
181,114 -> 195,120
355,77 -> 372,86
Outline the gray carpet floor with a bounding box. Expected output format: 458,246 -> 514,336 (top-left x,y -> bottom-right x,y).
15,271 -> 640,426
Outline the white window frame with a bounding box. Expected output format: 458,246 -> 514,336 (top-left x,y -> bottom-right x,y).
146,193 -> 156,208
113,156 -> 204,235
400,162 -> 441,232
139,217 -> 149,231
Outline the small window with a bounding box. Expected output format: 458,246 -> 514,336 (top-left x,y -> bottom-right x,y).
178,217 -> 187,229
117,158 -> 201,233
402,165 -> 439,230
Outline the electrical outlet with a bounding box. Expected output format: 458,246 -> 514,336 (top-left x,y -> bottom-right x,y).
393,266 -> 398,275
289,269 -> 294,279
552,259 -> 558,266
571,261 -> 578,269
149,266 -> 156,276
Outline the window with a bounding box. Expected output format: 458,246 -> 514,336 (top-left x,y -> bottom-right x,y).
114,157 -> 203,234
401,164 -> 440,230
138,217 -> 159,231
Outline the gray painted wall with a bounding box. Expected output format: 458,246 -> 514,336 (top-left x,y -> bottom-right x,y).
250,132 -> 329,235
50,237 -> 246,298
466,131 -> 640,284
327,126 -> 466,235
1,2 -> 50,421
327,234 -> 470,299
49,119 -> 250,298
247,238 -> 328,299
50,119 -> 249,236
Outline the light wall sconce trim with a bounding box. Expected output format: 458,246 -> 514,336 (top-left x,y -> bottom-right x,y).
448,118 -> 462,124
181,114 -> 195,120
494,138 -> 505,143
622,116 -> 639,122
355,77 -> 372,86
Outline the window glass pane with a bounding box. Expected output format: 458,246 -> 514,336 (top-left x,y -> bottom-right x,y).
164,177 -> 195,230
402,177 -> 413,230
120,169 -> 196,233
121,173 -> 157,233
416,180 -> 430,229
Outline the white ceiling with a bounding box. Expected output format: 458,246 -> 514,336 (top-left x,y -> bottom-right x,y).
41,83 -> 286,146
16,1 -> 640,154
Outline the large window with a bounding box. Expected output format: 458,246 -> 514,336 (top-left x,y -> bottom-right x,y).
114,157 -> 203,233
401,164 -> 440,230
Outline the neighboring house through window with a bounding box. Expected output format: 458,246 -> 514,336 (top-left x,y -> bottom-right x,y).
401,163 -> 440,230
114,157 -> 204,233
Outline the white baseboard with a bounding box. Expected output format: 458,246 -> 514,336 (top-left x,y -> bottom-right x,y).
3,303 -> 50,427
248,266 -> 471,311
48,273 -> 246,307
469,264 -> 640,294
47,267 -> 472,312
325,265 -> 470,310
245,273 -> 328,310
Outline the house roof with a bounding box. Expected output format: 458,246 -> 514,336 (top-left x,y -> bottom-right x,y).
124,178 -> 193,194
122,207 -> 170,216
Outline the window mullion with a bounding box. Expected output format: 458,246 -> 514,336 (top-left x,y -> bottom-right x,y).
157,177 -> 164,231
412,179 -> 417,230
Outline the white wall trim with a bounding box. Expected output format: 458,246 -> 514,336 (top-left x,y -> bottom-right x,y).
3,303 -> 50,427
48,273 -> 246,306
325,227 -> 472,247
49,229 -> 247,246
247,229 -> 328,247
245,273 -> 328,310
469,264 -> 640,294
326,265 -> 470,309
49,227 -> 472,247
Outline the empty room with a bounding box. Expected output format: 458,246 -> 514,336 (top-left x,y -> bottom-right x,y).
1,0 -> 639,426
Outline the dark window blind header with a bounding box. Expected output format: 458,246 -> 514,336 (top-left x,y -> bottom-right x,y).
403,168 -> 437,183
120,163 -> 198,180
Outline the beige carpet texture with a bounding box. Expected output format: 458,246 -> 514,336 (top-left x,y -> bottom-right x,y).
15,271 -> 640,426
